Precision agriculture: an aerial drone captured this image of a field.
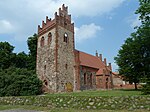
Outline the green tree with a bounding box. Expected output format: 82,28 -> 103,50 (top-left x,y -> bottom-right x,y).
27,33 -> 38,70
114,36 -> 142,89
0,67 -> 42,96
115,0 -> 150,92
136,0 -> 150,94
13,52 -> 29,69
0,42 -> 15,69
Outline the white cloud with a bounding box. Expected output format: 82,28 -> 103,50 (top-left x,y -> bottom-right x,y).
127,15 -> 141,29
131,16 -> 141,28
75,23 -> 102,42
0,0 -> 125,42
27,0 -> 125,17
66,0 -> 125,17
0,20 -> 14,33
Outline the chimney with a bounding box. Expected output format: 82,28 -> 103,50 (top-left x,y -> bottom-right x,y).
108,63 -> 112,71
104,58 -> 107,65
96,50 -> 98,57
99,54 -> 102,60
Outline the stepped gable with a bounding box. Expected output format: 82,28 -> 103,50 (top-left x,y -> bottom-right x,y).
38,4 -> 74,36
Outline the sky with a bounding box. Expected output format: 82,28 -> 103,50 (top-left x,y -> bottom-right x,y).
0,0 -> 140,71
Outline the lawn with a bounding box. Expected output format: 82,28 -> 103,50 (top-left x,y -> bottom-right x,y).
46,89 -> 143,97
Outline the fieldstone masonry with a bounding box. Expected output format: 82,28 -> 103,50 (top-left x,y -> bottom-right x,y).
0,96 -> 150,110
37,4 -> 75,92
36,4 -> 113,93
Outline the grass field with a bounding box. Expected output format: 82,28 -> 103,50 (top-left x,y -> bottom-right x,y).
46,89 -> 143,97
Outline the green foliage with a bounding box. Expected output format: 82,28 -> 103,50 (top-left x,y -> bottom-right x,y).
13,52 -> 29,69
136,0 -> 150,25
114,34 -> 142,89
115,0 -> 150,92
0,67 -> 42,96
27,33 -> 38,70
136,0 -> 150,94
0,42 -> 15,69
0,33 -> 41,96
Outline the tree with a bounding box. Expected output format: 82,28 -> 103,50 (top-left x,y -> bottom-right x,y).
136,0 -> 150,94
115,0 -> 150,91
27,33 -> 38,70
0,42 -> 15,69
114,36 -> 143,89
14,52 -> 29,69
0,67 -> 42,96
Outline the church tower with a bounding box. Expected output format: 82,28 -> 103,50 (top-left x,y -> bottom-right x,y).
36,4 -> 75,92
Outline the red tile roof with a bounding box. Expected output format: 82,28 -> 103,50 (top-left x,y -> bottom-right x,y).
75,50 -> 112,75
77,50 -> 105,69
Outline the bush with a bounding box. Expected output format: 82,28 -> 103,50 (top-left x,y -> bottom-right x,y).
0,67 -> 42,96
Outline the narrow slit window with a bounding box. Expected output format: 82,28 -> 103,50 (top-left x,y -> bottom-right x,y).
40,37 -> 45,47
90,73 -> 93,85
48,32 -> 52,45
84,73 -> 87,85
65,64 -> 68,69
44,65 -> 46,74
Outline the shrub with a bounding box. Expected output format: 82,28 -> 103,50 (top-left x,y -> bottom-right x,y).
0,67 -> 42,96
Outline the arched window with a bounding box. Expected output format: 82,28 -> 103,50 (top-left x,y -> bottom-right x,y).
84,73 -> 86,85
44,80 -> 48,86
48,32 -> 52,45
40,36 -> 45,47
64,33 -> 68,43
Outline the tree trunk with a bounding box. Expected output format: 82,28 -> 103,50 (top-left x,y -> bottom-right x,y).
134,82 -> 138,90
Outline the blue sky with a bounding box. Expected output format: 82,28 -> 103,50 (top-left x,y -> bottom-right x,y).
0,0 -> 140,71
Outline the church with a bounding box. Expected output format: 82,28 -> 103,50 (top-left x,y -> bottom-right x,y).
36,4 -> 113,93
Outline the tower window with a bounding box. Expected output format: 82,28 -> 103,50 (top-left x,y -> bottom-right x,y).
48,32 -> 52,45
64,33 -> 68,43
40,36 -> 45,47
65,64 -> 68,69
44,65 -> 46,74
